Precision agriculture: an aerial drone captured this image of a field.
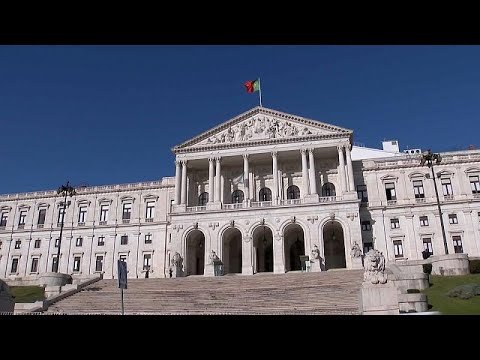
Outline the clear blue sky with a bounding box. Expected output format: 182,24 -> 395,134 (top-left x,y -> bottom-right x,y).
1,45 -> 479,194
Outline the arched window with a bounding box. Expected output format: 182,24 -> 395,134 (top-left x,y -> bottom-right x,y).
259,187 -> 272,202
232,190 -> 244,203
287,185 -> 300,199
322,183 -> 336,197
198,192 -> 209,206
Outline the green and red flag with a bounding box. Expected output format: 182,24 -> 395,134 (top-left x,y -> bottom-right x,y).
244,78 -> 263,106
244,79 -> 260,93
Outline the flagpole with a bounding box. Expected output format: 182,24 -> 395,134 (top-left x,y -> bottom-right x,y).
258,77 -> 263,107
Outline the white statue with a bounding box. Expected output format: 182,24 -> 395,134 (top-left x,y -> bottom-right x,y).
363,249 -> 387,284
310,244 -> 320,260
171,252 -> 183,268
209,250 -> 220,264
350,241 -> 362,258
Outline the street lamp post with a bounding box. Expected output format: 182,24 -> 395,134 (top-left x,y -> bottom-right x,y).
420,150 -> 449,255
54,181 -> 76,273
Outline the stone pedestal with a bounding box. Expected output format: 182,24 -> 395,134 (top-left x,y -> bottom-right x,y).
45,285 -> 62,298
171,265 -> 184,278
310,260 -> 322,272
40,272 -> 72,287
351,257 -> 363,269
359,282 -> 399,315
204,264 -> 215,276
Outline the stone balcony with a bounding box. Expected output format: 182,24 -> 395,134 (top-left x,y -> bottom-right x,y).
172,195 -> 350,214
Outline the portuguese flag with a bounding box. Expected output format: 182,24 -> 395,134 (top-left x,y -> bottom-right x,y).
244,79 -> 260,93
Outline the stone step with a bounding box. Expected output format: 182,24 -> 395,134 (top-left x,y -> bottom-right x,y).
46,270 -> 364,315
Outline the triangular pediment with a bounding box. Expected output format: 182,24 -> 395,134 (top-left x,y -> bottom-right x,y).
173,106 -> 352,153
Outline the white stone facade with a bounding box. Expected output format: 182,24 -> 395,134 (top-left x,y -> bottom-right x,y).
1,106 -> 479,280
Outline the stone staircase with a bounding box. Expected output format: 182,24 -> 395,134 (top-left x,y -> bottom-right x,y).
45,269 -> 364,315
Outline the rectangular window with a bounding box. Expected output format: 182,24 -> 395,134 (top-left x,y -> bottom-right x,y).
73,256 -> 81,272
97,236 -> 105,246
119,254 -> 127,263
356,185 -> 368,202
122,203 -> 132,220
448,214 -> 458,224
34,239 -> 41,248
452,236 -> 463,253
385,182 -> 397,201
419,216 -> 429,227
31,258 -> 39,273
11,258 -> 19,273
19,210 -> 27,225
38,209 -> 46,225
470,175 -> 480,194
51,256 -> 58,272
143,254 -> 152,270
393,240 -> 404,258
95,256 -> 104,272
120,235 -> 128,245
363,242 -> 374,253
54,238 -> 60,247
78,207 -> 87,223
441,178 -> 453,196
146,202 -> 155,219
422,238 -> 433,256
100,205 -> 109,222
76,237 -> 83,247
15,240 -> 21,249
413,180 -> 425,198
390,218 -> 400,229
361,221 -> 371,231
145,234 -> 152,244
0,212 -> 7,227
57,208 -> 65,224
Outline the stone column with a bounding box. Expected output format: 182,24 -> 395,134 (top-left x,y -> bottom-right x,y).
242,235 -> 254,275
180,160 -> 188,205
243,154 -> 249,204
405,214 -> 419,260
272,151 -> 278,204
308,148 -> 317,194
273,234 -> 285,274
174,160 -> 181,205
249,172 -> 254,200
301,149 -> 310,196
464,210 -> 479,255
345,145 -> 355,192
337,145 -> 347,194
215,157 -> 221,202
208,158 -> 215,203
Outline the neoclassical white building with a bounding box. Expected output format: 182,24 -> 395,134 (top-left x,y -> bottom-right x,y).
1,106 -> 479,280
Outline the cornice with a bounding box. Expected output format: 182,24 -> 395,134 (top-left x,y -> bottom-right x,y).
0,180 -> 174,202
175,132 -> 348,154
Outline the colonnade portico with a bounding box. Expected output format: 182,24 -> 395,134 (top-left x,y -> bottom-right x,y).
172,145 -> 356,211
177,209 -> 359,277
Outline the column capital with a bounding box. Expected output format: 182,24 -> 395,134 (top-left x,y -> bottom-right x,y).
175,160 -> 182,166
181,160 -> 188,166
215,157 -> 222,162
337,145 -> 345,152
345,143 -> 352,152
242,153 -> 249,160
208,157 -> 215,163
300,148 -> 307,155
307,148 -> 315,154
271,151 -> 278,157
